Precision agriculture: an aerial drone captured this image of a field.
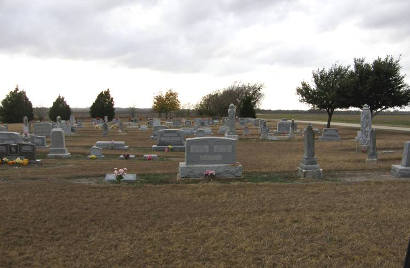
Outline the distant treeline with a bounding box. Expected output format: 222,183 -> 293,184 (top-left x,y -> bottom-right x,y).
256,109 -> 410,115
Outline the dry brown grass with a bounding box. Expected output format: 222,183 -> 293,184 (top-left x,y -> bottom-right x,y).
1,179 -> 409,267
1,121 -> 410,266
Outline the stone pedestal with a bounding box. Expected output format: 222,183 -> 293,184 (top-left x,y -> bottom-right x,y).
298,124 -> 322,179
319,128 -> 341,141
105,174 -> 138,183
391,142 -> 410,177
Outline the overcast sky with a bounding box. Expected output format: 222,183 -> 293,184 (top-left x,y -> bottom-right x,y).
1,0 -> 409,109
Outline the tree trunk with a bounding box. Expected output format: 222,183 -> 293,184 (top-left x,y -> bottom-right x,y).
326,109 -> 333,128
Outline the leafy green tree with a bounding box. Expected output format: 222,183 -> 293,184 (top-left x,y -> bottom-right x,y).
152,89 -> 181,119
48,95 -> 71,121
349,55 -> 410,117
0,86 -> 34,123
90,89 -> 115,121
296,64 -> 353,128
196,82 -> 263,117
239,93 -> 256,118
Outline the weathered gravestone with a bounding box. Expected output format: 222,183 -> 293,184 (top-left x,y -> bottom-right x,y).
22,116 -> 30,136
29,135 -> 47,147
243,126 -> 249,136
0,143 -> 36,160
225,104 -> 238,140
33,122 -> 52,137
297,124 -> 322,179
47,128 -> 71,158
153,118 -> 161,127
102,122 -> 109,136
358,104 -> 372,148
319,128 -> 341,141
367,128 -> 377,162
95,141 -> 128,150
179,137 -> 242,178
62,120 -> 72,136
391,142 -> 410,177
276,119 -> 292,134
173,119 -> 182,128
152,129 -> 185,151
89,146 -> 104,158
0,132 -> 23,144
151,125 -> 167,139
0,125 -> 8,131
185,120 -> 192,127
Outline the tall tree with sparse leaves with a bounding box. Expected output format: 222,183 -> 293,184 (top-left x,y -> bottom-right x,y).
297,64 -> 353,128
48,95 -> 71,121
0,86 -> 34,123
90,89 -> 115,121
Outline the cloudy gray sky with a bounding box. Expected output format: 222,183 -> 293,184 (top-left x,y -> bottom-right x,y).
1,0 -> 409,109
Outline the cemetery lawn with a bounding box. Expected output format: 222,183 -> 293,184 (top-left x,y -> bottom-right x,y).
1,121 -> 410,266
258,112 -> 410,127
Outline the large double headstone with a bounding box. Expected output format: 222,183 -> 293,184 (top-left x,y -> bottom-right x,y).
95,141 -> 128,150
276,119 -> 291,134
0,143 -> 36,160
152,129 -> 185,152
151,125 -> 167,139
319,128 -> 341,141
0,132 -> 23,144
297,124 -> 322,179
178,137 -> 242,178
47,128 -> 71,158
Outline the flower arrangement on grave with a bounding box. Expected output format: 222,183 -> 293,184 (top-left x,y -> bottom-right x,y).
123,153 -> 130,160
113,168 -> 127,183
204,170 -> 216,179
89,155 -> 97,160
145,155 -> 153,160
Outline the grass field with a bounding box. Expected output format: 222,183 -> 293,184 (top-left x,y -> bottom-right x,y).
1,120 -> 410,266
258,112 -> 410,127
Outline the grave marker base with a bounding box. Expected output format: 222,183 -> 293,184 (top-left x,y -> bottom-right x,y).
104,174 -> 138,183
179,162 -> 242,178
152,145 -> 185,152
391,165 -> 410,177
298,164 -> 322,179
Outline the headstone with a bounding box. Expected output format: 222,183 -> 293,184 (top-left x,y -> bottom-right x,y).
225,104 -> 238,140
181,128 -> 195,136
153,118 -> 161,127
178,137 -> 242,178
62,120 -> 72,136
151,125 -> 167,139
104,116 -> 108,123
56,116 -> 62,128
0,132 -> 24,144
105,173 -> 137,183
47,128 -> 71,158
89,146 -> 104,158
95,141 -> 128,150
0,143 -> 36,160
277,119 -> 292,134
102,122 -> 109,136
243,126 -> 249,136
297,124 -> 322,179
0,125 -> 8,131
260,120 -> 269,139
33,122 -> 52,137
172,119 -> 182,128
319,128 -> 341,141
367,128 -> 377,162
29,135 -> 47,147
185,120 -> 192,127
218,126 -> 228,135
152,129 -> 185,152
391,142 -> 410,177
22,116 -> 29,136
358,104 -> 372,147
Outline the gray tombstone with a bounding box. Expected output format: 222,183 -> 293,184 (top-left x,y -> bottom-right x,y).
391,142 -> 410,177
277,119 -> 291,134
96,141 -> 128,150
89,146 -> 104,158
297,124 -> 322,179
367,128 -> 377,162
151,125 -> 167,139
29,135 -> 47,147
243,126 -> 249,136
102,122 -> 109,136
359,104 -> 372,147
152,129 -> 185,152
33,122 -> 52,137
0,124 -> 8,131
172,119 -> 182,128
56,116 -> 62,129
185,120 -> 192,127
260,120 -> 269,139
104,116 -> 108,123
23,116 -> 29,135
226,104 -> 237,136
0,143 -> 36,160
47,128 -> 71,158
0,131 -> 24,144
319,128 -> 341,141
153,118 -> 161,127
178,137 -> 242,178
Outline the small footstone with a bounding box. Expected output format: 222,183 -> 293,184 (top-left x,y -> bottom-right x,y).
104,174 -> 138,183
